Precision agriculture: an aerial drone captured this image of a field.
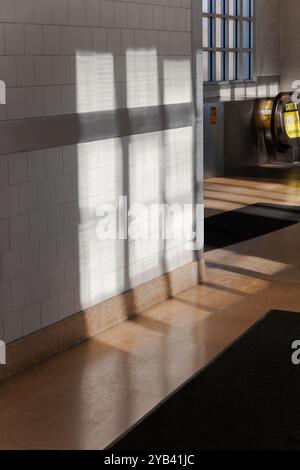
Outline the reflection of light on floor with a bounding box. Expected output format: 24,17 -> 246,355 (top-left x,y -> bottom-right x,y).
253,258 -> 292,276
207,250 -> 292,277
204,178 -> 300,233
205,189 -> 288,205
286,178 -> 300,205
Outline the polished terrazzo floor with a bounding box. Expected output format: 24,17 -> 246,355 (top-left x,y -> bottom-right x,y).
1,176 -> 300,449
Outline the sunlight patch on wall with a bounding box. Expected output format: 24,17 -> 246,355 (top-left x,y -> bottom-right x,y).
76,137 -> 124,309
163,58 -> 192,104
75,47 -> 197,310
126,49 -> 159,108
76,52 -> 117,113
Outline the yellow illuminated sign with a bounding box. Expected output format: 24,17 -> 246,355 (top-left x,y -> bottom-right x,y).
284,110 -> 300,139
285,102 -> 298,112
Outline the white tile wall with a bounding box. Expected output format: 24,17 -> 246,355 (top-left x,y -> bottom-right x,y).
0,0 -> 192,119
0,127 -> 196,343
0,0 -> 196,343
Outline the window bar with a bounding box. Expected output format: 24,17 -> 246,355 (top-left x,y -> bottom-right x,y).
212,0 -> 216,80
238,0 -> 243,80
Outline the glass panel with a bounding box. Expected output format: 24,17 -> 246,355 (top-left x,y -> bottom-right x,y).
203,17 -> 209,48
209,52 -> 214,80
222,51 -> 227,80
209,17 -> 215,47
203,51 -> 209,81
223,0 -> 228,15
242,0 -> 251,17
237,19 -> 241,47
228,0 -> 237,16
216,0 -> 226,14
249,20 -> 253,47
203,0 -> 214,13
203,0 -> 210,13
243,20 -> 251,48
243,52 -> 251,79
216,0 -> 222,14
223,18 -> 228,47
250,0 -> 253,16
216,51 -> 223,81
216,18 -> 222,47
228,52 -> 237,80
228,19 -> 236,47
236,53 -> 240,79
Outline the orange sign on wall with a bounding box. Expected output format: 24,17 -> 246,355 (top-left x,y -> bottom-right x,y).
210,106 -> 217,125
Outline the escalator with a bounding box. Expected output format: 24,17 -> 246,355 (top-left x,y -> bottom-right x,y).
256,92 -> 300,169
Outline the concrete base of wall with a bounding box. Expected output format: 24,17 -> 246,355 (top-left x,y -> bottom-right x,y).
0,258 -> 206,383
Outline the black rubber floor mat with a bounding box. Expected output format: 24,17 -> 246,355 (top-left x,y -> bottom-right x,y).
205,203 -> 300,252
110,310 -> 300,450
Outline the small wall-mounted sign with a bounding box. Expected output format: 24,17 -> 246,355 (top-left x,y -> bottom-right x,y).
210,106 -> 217,125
